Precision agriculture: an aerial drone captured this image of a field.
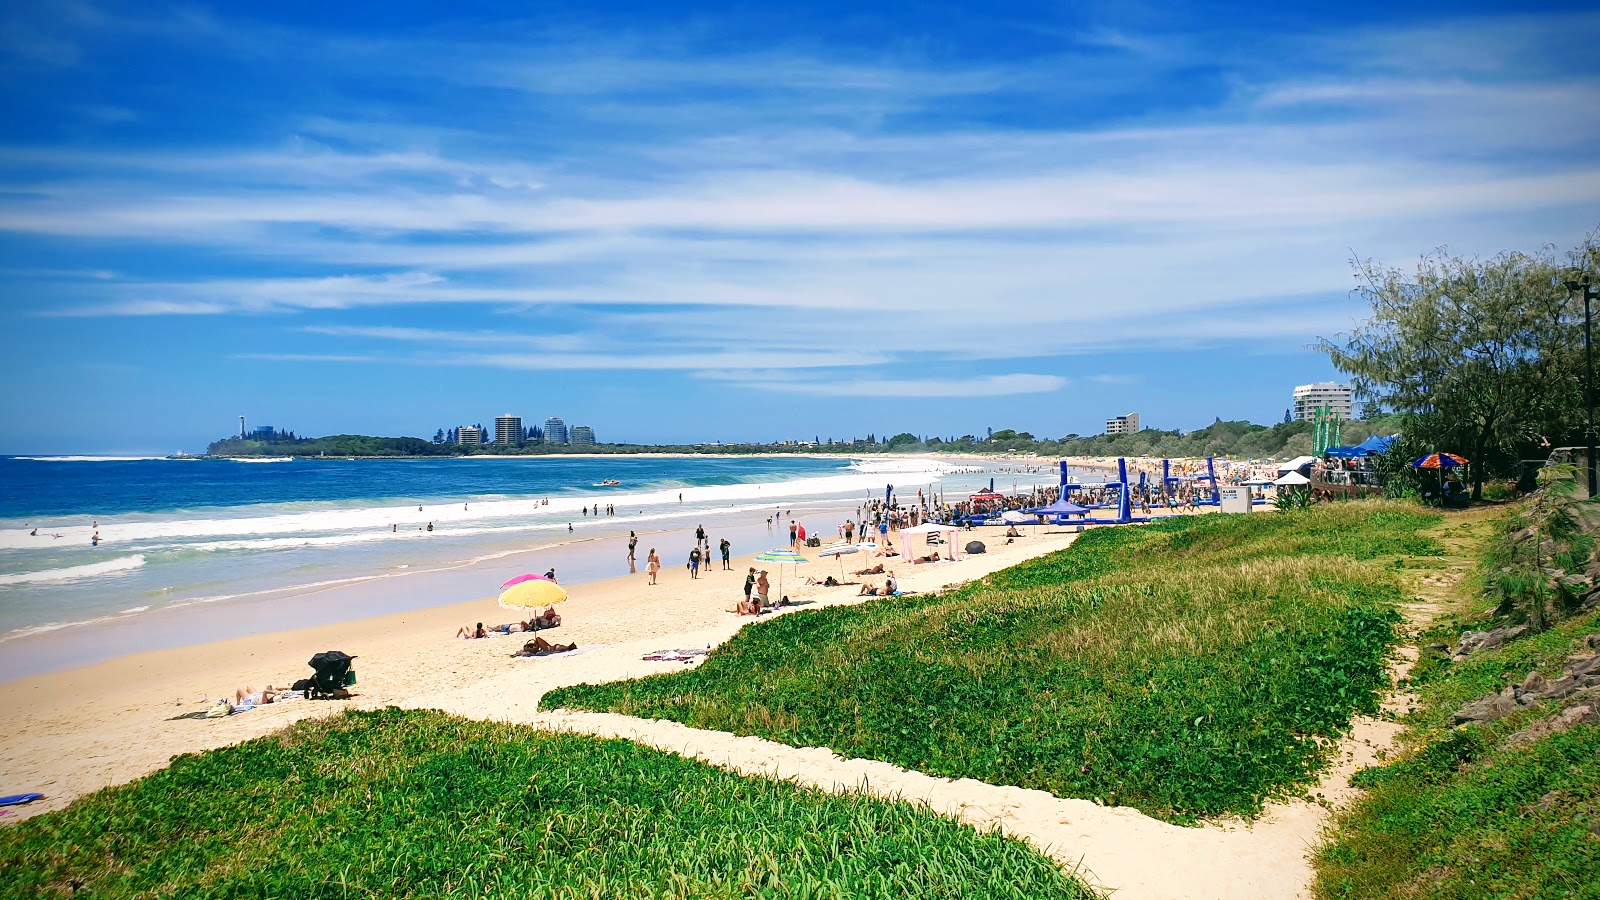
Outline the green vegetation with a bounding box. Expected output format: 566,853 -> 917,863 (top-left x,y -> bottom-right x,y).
1319,229 -> 1600,497
1314,498 -> 1600,899
207,433 -> 457,457
545,503 -> 1438,822
1315,609 -> 1600,898
0,708 -> 1096,899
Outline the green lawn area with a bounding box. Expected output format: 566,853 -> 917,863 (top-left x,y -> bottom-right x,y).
0,708 -> 1096,899
545,503 -> 1438,822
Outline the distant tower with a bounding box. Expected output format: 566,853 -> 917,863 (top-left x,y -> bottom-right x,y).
240,415 -> 246,438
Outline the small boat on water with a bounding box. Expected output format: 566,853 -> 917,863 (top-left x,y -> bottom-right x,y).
600,479 -> 621,486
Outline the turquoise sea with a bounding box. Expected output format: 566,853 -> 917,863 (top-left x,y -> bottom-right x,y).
0,455 -> 1046,679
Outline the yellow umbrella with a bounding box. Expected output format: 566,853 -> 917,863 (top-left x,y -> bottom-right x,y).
498,577 -> 568,611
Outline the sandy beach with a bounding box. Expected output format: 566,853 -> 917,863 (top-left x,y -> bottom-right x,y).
0,486 -> 1366,900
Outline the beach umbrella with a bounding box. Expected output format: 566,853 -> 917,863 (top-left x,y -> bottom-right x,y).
1410,452 -> 1468,469
498,576 -> 567,612
754,547 -> 808,602
500,573 -> 551,590
817,543 -> 860,574
1000,510 -> 1031,524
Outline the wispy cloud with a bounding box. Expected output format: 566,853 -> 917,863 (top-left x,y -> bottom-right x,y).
700,372 -> 1069,398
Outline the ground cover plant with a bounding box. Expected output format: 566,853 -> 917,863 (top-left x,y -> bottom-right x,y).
0,708 -> 1095,900
545,503 -> 1438,822
1314,609 -> 1600,898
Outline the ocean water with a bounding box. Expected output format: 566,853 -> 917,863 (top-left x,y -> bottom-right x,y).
0,454 -> 1048,678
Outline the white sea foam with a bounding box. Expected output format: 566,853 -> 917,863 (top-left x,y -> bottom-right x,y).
0,465 -> 949,551
14,456 -> 168,462
0,554 -> 146,586
224,457 -> 293,463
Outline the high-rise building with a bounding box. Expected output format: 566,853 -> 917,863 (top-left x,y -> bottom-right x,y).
1105,413 -> 1140,435
458,425 -> 485,446
494,414 -> 522,446
570,425 -> 596,447
543,416 -> 568,445
1292,383 -> 1354,422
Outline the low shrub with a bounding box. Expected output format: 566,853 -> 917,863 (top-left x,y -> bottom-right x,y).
0,709 -> 1096,899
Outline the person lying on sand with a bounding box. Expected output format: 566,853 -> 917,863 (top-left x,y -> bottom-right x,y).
232,685 -> 279,711
804,575 -> 855,587
858,581 -> 884,596
530,605 -> 560,629
853,563 -> 885,576
511,636 -> 577,657
732,597 -> 761,616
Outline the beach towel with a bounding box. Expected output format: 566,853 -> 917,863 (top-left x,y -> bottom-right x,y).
642,649 -> 709,663
511,645 -> 596,661
0,793 -> 44,806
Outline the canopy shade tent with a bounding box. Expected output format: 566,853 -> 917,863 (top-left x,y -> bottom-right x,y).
1278,455 -> 1317,473
1355,434 -> 1397,455
1274,471 -> 1312,486
898,522 -> 962,564
1028,498 -> 1089,516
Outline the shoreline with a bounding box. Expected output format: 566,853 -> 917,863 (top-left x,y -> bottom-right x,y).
0,518 -> 1095,824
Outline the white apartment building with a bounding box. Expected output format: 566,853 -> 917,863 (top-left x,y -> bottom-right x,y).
1292,383 -> 1354,421
570,425 -> 596,447
1106,413 -> 1140,435
457,425 -> 485,446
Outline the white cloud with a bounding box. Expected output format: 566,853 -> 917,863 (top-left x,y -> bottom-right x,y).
705,373 -> 1069,398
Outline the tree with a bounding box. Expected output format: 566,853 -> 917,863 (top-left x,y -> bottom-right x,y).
1318,242 -> 1588,499
888,432 -> 920,448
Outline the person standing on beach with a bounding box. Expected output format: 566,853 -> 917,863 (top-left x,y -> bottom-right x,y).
743,567 -> 756,606
696,524 -> 706,545
646,549 -> 661,584
720,538 -> 731,570
789,521 -> 797,546
756,570 -> 770,608
688,546 -> 701,579
627,532 -> 637,562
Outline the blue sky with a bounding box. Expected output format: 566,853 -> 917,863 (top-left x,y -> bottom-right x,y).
2,1 -> 1598,454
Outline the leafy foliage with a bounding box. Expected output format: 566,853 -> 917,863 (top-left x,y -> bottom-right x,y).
1315,607 -> 1600,899
0,709 -> 1096,899
546,503 -> 1437,822
1318,233 -> 1600,496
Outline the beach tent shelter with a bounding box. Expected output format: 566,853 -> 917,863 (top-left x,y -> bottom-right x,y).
1277,455 -> 1317,474
898,522 -> 962,564
1274,471 -> 1311,486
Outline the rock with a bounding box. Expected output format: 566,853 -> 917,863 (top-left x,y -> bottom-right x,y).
1567,654 -> 1600,679
1560,575 -> 1595,591
1519,671 -> 1547,695
1583,634 -> 1600,651
1425,642 -> 1449,654
1557,702 -> 1599,729
1456,625 -> 1530,658
1454,687 -> 1520,725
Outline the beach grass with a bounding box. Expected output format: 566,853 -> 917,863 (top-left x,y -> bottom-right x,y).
1313,607 -> 1600,899
544,502 -> 1437,822
0,708 -> 1097,899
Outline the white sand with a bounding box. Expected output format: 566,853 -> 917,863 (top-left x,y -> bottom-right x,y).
0,510 -> 1392,899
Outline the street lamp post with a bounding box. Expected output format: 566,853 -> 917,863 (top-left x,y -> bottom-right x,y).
1565,273 -> 1599,498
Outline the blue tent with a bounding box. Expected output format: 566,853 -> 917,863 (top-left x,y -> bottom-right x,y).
1355,434 -> 1396,455
1326,434 -> 1398,458
1028,498 -> 1089,516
